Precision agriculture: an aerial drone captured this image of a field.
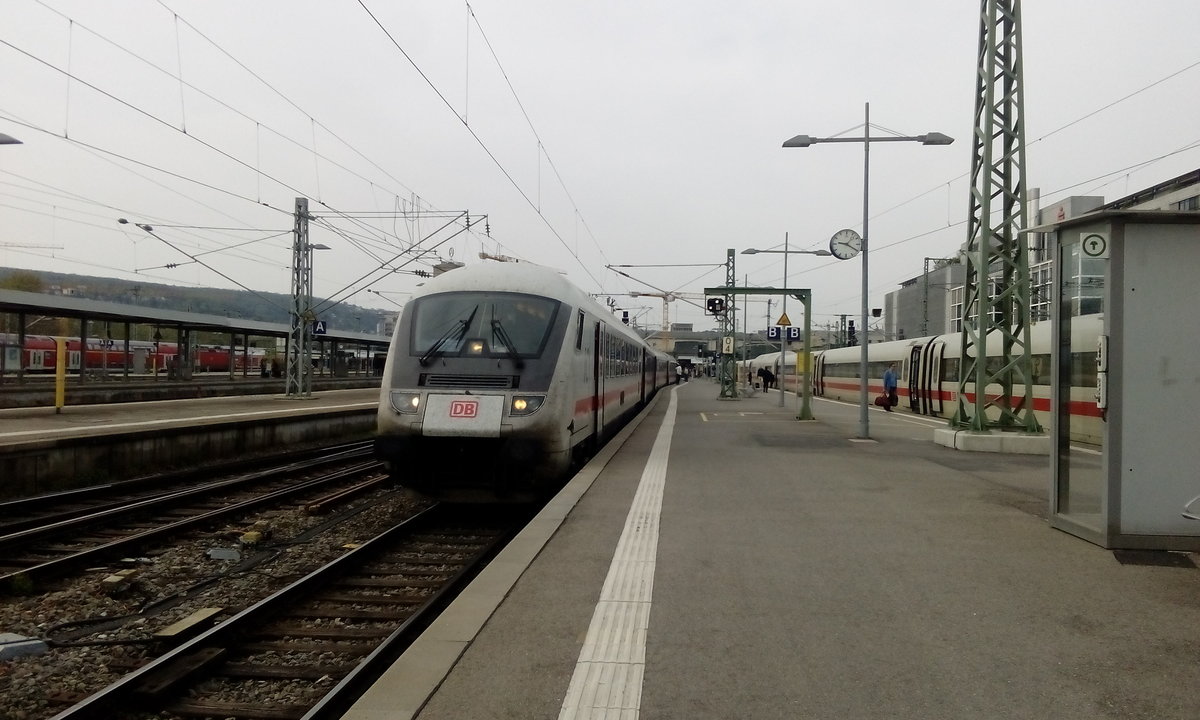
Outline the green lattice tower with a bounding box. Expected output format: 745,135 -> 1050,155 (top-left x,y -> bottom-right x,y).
719,249 -> 738,399
951,0 -> 1041,433
286,197 -> 314,398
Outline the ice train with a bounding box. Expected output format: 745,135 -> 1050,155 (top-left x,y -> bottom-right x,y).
762,315 -> 1103,444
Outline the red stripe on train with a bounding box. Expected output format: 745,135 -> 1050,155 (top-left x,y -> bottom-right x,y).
819,379 -> 1102,417
573,380 -> 644,416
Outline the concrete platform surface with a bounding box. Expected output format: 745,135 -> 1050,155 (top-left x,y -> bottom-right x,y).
0,387 -> 379,446
345,380 -> 1200,720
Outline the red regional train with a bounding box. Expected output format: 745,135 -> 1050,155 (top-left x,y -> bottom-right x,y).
0,333 -> 266,374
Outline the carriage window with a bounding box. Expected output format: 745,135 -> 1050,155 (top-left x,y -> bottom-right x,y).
576,310 -> 585,350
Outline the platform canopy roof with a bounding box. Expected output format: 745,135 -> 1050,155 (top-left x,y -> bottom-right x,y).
0,288 -> 389,344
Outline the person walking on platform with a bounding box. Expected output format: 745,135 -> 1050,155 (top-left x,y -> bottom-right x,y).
883,362 -> 898,412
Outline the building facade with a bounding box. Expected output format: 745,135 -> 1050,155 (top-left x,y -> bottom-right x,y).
883,169 -> 1199,340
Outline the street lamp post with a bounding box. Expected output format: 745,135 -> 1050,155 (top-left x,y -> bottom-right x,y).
783,102 -> 952,439
742,241 -> 831,408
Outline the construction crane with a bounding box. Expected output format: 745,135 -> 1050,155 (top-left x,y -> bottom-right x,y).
629,291 -> 674,334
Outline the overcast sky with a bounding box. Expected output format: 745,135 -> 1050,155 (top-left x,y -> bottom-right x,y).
1,1 -> 1197,335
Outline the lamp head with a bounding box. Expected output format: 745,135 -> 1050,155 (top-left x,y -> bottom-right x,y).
918,132 -> 954,146
782,134 -> 816,148
741,248 -> 760,255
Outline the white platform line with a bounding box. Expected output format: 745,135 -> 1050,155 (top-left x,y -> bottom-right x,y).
559,388 -> 677,720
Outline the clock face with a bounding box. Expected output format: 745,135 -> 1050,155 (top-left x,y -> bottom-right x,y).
829,229 -> 862,260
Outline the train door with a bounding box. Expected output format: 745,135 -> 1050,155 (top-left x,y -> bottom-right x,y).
639,349 -> 648,404
920,340 -> 947,416
592,321 -> 605,440
813,353 -> 825,396
907,347 -> 921,412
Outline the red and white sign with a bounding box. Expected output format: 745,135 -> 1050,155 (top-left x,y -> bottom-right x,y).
423,394 -> 503,437
449,399 -> 479,418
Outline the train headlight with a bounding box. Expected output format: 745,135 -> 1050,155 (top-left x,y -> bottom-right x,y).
509,395 -> 545,417
467,340 -> 485,354
389,391 -> 421,414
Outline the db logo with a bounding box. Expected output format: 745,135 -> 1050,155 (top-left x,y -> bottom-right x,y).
449,400 -> 479,418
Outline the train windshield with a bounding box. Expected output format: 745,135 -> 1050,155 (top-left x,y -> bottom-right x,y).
410,292 -> 560,362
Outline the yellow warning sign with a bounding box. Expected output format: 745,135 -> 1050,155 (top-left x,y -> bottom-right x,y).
776,312 -> 792,327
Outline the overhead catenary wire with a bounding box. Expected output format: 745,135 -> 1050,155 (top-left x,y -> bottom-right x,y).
153,0 -> 430,210
356,0 -> 607,292
4,5 -> 1196,323
312,214 -> 473,313
6,4 -> 618,305
6,6 -> 455,290
124,222 -> 291,314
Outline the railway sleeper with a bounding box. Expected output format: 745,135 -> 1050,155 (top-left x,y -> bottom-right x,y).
285,607 -> 413,620
385,555 -> 470,565
167,699 -> 311,720
255,623 -> 393,639
220,661 -> 357,680
134,646 -> 227,696
358,563 -> 456,575
410,533 -> 497,545
241,639 -> 375,655
313,592 -> 428,605
337,576 -> 452,588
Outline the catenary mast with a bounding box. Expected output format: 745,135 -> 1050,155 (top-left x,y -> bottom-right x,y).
952,0 -> 1040,434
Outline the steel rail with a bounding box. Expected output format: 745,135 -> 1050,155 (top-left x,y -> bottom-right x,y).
49,503 -> 514,720
2,461 -> 384,590
0,440 -> 373,533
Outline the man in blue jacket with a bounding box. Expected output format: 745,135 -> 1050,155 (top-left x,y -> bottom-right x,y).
883,362 -> 898,412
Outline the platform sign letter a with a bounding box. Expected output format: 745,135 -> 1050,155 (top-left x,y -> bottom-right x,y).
311,320 -> 327,335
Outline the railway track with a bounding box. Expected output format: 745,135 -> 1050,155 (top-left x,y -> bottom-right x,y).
0,445 -> 386,591
50,503 -> 525,720
0,441 -> 373,535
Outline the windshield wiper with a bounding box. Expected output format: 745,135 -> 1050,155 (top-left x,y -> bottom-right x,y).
419,305 -> 478,366
491,319 -> 525,369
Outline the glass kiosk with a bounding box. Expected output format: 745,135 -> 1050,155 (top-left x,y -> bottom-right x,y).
1043,210 -> 1200,550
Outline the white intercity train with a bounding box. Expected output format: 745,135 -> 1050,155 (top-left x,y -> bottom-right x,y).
374,262 -> 676,502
